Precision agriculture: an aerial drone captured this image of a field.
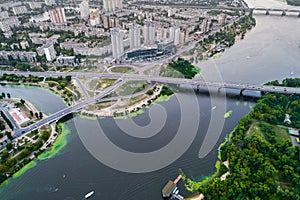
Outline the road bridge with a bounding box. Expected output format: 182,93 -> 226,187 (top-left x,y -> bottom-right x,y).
1,72 -> 300,145
9,79 -> 125,140
129,3 -> 300,17
253,7 -> 300,17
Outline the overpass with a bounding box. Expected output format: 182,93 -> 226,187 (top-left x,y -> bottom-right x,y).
11,79 -> 125,139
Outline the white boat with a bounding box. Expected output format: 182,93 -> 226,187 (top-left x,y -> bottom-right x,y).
212,106 -> 217,110
85,191 -> 94,199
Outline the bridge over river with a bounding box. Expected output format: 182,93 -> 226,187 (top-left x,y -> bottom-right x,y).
1,72 -> 299,144
127,3 -> 300,17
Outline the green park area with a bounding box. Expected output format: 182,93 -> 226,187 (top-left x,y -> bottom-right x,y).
182,78 -> 300,199
38,123 -> 69,160
161,58 -> 200,79
110,66 -> 134,74
88,78 -> 117,91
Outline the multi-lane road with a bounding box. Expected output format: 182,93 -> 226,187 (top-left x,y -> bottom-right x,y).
1,70 -> 300,143
10,79 -> 125,140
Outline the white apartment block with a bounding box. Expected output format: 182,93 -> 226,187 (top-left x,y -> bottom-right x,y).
79,0 -> 90,19
45,0 -> 56,6
43,42 -> 57,61
129,24 -> 141,50
110,28 -> 124,59
12,6 -> 28,15
103,0 -> 116,12
143,21 -> 155,46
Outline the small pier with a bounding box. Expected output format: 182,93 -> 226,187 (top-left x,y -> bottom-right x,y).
162,175 -> 184,199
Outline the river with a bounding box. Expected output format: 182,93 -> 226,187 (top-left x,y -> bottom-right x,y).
0,0 -> 300,199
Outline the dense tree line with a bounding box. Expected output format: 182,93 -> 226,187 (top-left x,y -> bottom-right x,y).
185,78 -> 300,199
168,58 -> 200,79
0,73 -> 43,83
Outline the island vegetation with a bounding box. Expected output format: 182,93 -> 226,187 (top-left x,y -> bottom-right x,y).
160,58 -> 200,79
182,78 -> 300,199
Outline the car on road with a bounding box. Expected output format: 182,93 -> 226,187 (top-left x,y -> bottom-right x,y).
296,137 -> 300,144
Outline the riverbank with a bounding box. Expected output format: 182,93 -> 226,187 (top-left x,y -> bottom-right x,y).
38,123 -> 69,160
183,78 -> 300,199
0,74 -> 82,106
12,161 -> 37,179
0,122 -> 69,186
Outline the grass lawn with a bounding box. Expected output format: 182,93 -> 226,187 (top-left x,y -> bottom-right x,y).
248,121 -> 290,142
89,79 -> 117,91
110,66 -> 134,74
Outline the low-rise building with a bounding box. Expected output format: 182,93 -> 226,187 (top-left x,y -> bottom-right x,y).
43,42 -> 57,61
57,55 -> 76,65
89,11 -> 101,26
9,108 -> 30,126
0,51 -> 37,62
12,6 -> 28,15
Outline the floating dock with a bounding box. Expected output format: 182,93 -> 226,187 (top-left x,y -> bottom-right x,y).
162,175 -> 183,199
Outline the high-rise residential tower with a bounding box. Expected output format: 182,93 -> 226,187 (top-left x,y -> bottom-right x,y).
110,28 -> 124,59
129,24 -> 141,49
143,20 -> 155,46
79,0 -> 90,19
103,0 -> 116,12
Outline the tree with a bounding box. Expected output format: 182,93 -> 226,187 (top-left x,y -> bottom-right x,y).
7,93 -> 10,98
20,99 -> 25,105
39,112 -> 43,119
65,75 -> 72,82
1,92 -> 5,98
35,112 -> 39,118
30,110 -> 33,116
5,132 -> 13,140
1,151 -> 9,160
0,120 -> 5,131
41,130 -> 50,141
6,143 -> 13,151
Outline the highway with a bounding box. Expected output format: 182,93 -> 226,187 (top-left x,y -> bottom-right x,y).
12,79 -> 125,138
2,71 -> 300,95
0,71 -> 299,146
2,70 -> 300,143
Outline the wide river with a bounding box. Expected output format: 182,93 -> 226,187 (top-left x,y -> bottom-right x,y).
1,1 -> 300,199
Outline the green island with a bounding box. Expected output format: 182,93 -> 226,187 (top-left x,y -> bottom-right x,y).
182,78 -> 300,199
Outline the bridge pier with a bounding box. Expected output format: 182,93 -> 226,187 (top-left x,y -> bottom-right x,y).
298,12 -> 300,17
240,89 -> 245,96
218,88 -> 221,93
266,10 -> 269,15
196,85 -> 199,92
282,10 -> 286,16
